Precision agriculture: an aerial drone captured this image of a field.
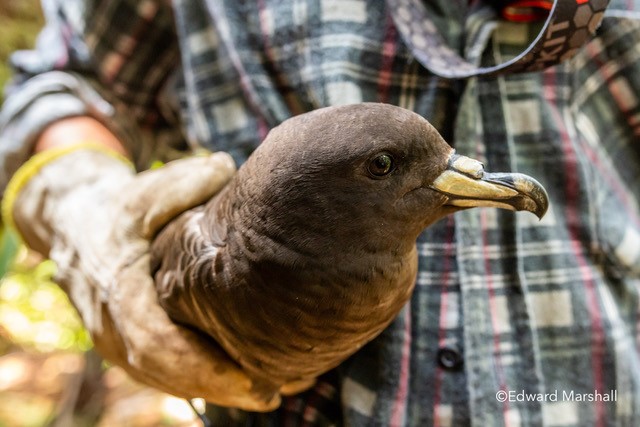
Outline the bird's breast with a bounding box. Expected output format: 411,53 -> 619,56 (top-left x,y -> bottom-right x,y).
203,243 -> 419,386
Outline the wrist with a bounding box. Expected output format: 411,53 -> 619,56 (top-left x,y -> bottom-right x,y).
2,144 -> 134,254
35,116 -> 130,158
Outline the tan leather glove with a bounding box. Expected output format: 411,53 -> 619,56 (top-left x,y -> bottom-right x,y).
2,144 -> 280,411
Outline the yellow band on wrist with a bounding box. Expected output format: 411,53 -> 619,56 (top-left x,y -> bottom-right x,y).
1,142 -> 134,233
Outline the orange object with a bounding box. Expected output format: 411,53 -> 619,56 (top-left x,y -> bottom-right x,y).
501,0 -> 553,22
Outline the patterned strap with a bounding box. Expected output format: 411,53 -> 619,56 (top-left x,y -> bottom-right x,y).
386,0 -> 610,78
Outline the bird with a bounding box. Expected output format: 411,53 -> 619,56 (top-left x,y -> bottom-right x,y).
150,103 -> 549,402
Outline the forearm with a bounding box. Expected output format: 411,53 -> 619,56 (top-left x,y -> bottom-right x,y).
2,0 -> 176,179
0,71 -> 148,200
35,116 -> 129,157
3,116 -> 136,256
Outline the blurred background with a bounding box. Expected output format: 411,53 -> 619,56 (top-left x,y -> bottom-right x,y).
0,2 -> 202,426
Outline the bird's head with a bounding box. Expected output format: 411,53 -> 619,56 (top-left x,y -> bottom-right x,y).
234,103 -> 548,255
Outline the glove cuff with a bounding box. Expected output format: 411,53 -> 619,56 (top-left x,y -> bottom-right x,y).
2,142 -> 133,243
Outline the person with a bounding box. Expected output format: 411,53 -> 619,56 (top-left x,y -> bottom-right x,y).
1,0 -> 639,425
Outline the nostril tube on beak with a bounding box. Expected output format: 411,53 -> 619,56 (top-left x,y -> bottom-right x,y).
450,154 -> 484,179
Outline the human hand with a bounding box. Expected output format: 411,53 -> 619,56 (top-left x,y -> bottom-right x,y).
3,145 -> 281,411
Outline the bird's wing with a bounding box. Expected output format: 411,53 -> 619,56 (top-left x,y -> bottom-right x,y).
151,206 -> 219,328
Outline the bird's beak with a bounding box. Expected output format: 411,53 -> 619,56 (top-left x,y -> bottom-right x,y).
430,152 -> 549,219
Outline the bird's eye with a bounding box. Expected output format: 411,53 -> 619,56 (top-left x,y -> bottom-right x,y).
368,153 -> 394,177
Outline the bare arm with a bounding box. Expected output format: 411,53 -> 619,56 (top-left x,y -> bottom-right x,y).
35,117 -> 129,156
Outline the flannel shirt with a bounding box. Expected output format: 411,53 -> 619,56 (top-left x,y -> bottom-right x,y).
1,0 -> 640,426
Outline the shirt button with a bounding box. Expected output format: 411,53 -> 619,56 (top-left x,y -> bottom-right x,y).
437,347 -> 463,371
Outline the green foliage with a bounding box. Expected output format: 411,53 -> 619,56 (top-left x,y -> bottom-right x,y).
0,253 -> 92,352
0,1 -> 44,100
0,225 -> 19,278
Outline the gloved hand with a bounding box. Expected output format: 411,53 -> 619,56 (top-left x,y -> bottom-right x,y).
2,144 -> 281,411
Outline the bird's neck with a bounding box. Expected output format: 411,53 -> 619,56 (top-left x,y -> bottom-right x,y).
197,180 -> 418,383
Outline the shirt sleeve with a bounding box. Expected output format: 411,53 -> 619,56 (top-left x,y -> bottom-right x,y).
0,0 -> 180,197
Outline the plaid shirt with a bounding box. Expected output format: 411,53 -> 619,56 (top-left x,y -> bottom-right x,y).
2,0 -> 640,426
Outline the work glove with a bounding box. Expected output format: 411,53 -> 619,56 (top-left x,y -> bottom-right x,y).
2,143 -> 280,411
